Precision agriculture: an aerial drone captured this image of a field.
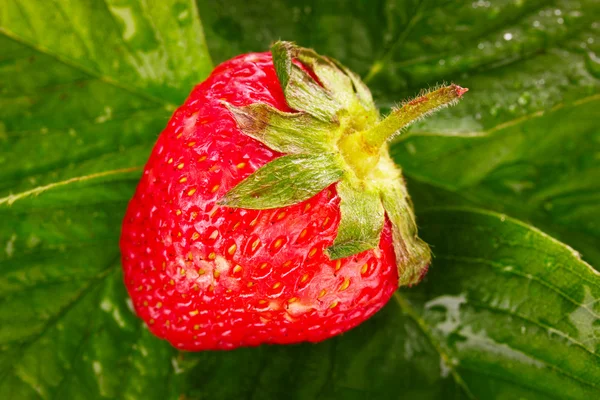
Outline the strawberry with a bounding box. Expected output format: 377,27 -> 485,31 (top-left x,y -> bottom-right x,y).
120,42 -> 466,350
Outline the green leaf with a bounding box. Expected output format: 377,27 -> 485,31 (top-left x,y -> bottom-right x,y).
219,153 -> 344,209
326,179 -> 385,260
197,0 -> 600,267
0,0 -> 211,397
225,102 -> 335,154
2,0 -> 599,399
379,165 -> 431,287
271,41 -> 341,121
179,208 -> 600,399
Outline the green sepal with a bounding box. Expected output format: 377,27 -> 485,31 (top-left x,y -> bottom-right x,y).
378,159 -> 431,286
271,41 -> 341,121
326,179 -> 385,260
224,102 -> 336,154
219,153 -> 344,209
293,48 -> 356,109
330,58 -> 377,114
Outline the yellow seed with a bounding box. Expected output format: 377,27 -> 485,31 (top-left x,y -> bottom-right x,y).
192,284 -> 199,291
250,219 -> 258,227
177,163 -> 184,169
260,262 -> 268,269
177,232 -> 182,237
301,274 -> 309,283
282,260 -> 291,268
208,252 -> 216,260
188,141 -> 196,147
208,285 -> 214,292
276,211 -> 286,220
191,232 -> 200,240
143,301 -> 148,306
288,297 -> 298,303
233,265 -> 243,274
322,217 -> 330,228
258,299 -> 268,305
339,278 -> 351,291
329,301 -> 339,309
189,310 -> 199,316
167,158 -> 173,164
136,285 -> 143,292
187,188 -> 196,196
179,176 -> 187,183
198,269 -> 205,275
213,270 -> 220,279
190,211 -> 198,220
228,243 -> 237,255
211,184 -> 220,193
175,209 -> 182,216
176,133 -> 182,139
361,264 -> 368,274
251,238 -> 260,251
236,162 -> 246,169
299,229 -> 307,239
209,230 -> 219,240
149,319 -> 155,325
308,248 -> 317,257
162,262 -> 166,270
335,260 -> 342,271
187,252 -> 193,261
156,302 -> 163,309
318,289 -> 327,298
232,221 -> 241,231
273,238 -> 283,250
198,155 -> 207,162
247,282 -> 254,287
169,279 -> 175,285
193,324 -> 200,330
180,269 -> 186,276
165,320 -> 170,326
304,203 -> 311,212
272,282 -> 281,289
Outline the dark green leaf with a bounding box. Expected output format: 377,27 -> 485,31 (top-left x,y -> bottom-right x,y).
179,208 -> 600,399
2,0 -> 599,399
0,0 -> 212,397
219,153 -> 344,209
197,0 -> 600,266
326,179 -> 385,260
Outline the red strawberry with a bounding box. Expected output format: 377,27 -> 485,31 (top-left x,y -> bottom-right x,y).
120,42 -> 466,350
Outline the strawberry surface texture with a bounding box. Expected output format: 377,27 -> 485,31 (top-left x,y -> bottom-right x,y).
121,42 -> 464,350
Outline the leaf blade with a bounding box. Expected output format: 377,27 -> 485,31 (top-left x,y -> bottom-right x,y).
219,153 -> 344,209
326,179 -> 385,260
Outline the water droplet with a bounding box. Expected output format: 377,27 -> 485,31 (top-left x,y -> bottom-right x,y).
503,32 -> 513,41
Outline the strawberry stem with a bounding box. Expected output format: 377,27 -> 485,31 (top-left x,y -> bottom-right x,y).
361,84 -> 468,149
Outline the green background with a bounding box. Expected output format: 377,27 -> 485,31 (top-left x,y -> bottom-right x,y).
1,0 -> 599,399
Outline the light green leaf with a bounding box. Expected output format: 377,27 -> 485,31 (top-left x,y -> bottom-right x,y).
225,102 -> 335,154
380,170 -> 431,287
271,41 -> 341,121
326,179 -> 385,260
0,0 -> 212,397
219,153 -> 344,209
179,208 -> 600,399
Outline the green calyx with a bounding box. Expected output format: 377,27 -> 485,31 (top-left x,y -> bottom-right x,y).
219,41 -> 467,287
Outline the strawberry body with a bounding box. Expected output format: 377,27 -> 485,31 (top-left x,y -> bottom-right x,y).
120,52 -> 399,350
